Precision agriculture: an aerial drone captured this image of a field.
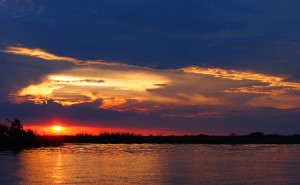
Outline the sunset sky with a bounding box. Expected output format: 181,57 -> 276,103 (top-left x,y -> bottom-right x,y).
1,0 -> 300,135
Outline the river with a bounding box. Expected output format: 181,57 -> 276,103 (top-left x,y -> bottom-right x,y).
1,144 -> 300,184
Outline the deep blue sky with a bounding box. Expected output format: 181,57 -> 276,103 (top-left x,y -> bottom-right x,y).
1,0 -> 300,73
1,0 -> 300,135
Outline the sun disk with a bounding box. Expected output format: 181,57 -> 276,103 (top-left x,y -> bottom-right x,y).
53,126 -> 62,131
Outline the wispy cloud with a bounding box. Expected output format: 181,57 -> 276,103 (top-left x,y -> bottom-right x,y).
162,112 -> 224,118
0,46 -> 141,68
181,66 -> 300,95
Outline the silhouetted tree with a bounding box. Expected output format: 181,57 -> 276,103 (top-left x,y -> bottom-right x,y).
6,118 -> 26,136
0,118 -> 65,149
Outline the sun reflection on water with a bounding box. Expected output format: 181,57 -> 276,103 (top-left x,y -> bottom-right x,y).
13,144 -> 300,184
53,149 -> 62,184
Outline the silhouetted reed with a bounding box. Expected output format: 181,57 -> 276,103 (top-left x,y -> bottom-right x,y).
99,132 -> 141,137
76,132 -> 94,136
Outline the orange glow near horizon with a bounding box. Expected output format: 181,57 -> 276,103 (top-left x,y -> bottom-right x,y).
25,125 -> 100,136
23,125 -> 202,136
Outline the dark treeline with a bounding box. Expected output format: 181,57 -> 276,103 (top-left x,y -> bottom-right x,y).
65,132 -> 300,144
2,119 -> 300,150
0,118 -> 63,149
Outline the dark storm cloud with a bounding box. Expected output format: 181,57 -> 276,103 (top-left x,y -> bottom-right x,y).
1,0 -> 300,77
0,53 -> 72,100
0,100 -> 161,130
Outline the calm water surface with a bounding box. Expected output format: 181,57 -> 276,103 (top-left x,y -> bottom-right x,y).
1,144 -> 300,185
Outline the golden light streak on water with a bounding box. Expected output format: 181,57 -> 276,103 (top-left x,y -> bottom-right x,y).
3,144 -> 299,184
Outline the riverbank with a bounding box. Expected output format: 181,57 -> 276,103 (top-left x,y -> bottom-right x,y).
2,134 -> 300,150
63,134 -> 300,144
0,135 -> 63,149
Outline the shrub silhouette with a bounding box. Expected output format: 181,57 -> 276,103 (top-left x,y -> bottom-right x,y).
248,132 -> 264,137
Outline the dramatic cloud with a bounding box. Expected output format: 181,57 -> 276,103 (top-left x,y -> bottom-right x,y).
3,46 -> 300,112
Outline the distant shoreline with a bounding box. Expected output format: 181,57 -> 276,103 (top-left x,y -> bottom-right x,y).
62,134 -> 300,144
2,134 -> 300,151
2,119 -> 300,150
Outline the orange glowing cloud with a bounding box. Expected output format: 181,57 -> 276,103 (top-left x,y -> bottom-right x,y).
181,66 -> 300,95
181,66 -> 285,82
12,66 -> 171,107
3,45 -> 300,110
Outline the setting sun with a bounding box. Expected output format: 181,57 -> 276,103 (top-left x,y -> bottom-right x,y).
53,126 -> 62,131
